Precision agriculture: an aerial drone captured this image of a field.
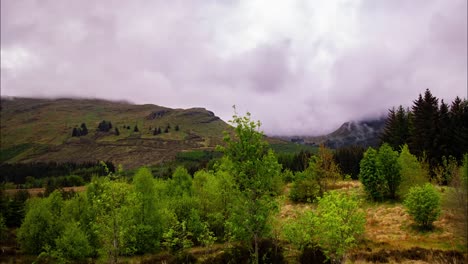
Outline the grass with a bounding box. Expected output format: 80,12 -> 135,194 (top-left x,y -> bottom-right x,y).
0,97 -> 231,169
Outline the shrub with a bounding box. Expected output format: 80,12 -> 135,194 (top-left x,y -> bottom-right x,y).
404,183 -> 441,229
397,145 -> 428,198
314,191 -> 365,263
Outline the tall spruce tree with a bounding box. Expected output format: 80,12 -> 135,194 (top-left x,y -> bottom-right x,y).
80,123 -> 88,136
450,97 -> 468,161
436,100 -> 451,161
381,105 -> 411,149
410,89 -> 439,168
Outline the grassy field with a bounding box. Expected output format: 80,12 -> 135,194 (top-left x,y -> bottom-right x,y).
0,98 -> 231,169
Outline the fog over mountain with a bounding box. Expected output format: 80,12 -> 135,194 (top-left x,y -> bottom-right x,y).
1,0 -> 466,135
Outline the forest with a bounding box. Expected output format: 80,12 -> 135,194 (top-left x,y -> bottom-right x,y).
0,90 -> 467,264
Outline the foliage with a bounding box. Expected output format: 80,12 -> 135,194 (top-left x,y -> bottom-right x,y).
377,144 -> 401,200
333,145 -> 365,180
314,191 -> 365,263
54,221 -> 92,261
98,120 -> 113,132
397,145 -> 428,198
17,191 -> 64,254
404,183 -> 441,229
381,105 -> 412,150
359,147 -> 386,201
218,110 -> 281,264
0,214 -> 6,242
284,191 -> 365,263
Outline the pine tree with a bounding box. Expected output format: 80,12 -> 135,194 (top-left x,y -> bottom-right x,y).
450,97 -> 468,161
153,128 -> 158,135
436,100 -> 451,161
157,127 -> 162,134
72,127 -> 80,137
164,127 -> 169,133
175,125 -> 180,131
410,89 -> 439,168
115,127 -> 120,136
80,123 -> 88,136
381,106 -> 412,150
134,125 -> 139,132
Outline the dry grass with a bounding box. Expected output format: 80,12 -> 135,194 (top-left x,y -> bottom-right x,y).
4,186 -> 87,197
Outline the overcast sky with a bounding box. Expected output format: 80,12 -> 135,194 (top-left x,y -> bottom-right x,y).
1,0 -> 467,135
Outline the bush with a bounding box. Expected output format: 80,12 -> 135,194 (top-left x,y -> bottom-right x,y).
404,183 -> 441,229
397,145 -> 428,198
314,191 -> 365,263
289,171 -> 320,203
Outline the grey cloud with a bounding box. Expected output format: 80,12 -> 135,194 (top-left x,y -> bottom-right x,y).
1,0 -> 466,136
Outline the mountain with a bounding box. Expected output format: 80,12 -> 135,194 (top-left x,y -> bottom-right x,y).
0,97 -> 231,169
280,118 -> 386,149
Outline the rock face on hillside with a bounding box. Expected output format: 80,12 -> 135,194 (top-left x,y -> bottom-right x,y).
0,97 -> 230,168
279,118 -> 386,149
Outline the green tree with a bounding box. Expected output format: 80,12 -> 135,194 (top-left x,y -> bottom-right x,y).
314,191 -> 365,263
115,127 -> 120,136
54,221 -> 92,261
17,191 -> 64,254
377,143 -> 401,200
397,145 -> 428,198
134,125 -> 139,132
404,183 -> 441,229
218,111 -> 281,264
131,167 -> 162,253
359,147 -> 386,201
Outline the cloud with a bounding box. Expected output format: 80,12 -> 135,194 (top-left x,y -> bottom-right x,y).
1,0 -> 466,135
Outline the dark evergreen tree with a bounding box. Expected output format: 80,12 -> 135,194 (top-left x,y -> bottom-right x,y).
436,100 -> 451,161
334,146 -> 365,179
98,120 -> 112,132
164,127 -> 169,133
381,106 -> 412,150
72,127 -> 80,137
410,89 -> 439,169
175,124 -> 180,131
115,127 -> 120,136
450,97 -> 468,161
153,128 -> 158,135
134,125 -> 139,132
80,123 -> 88,136
157,127 -> 162,134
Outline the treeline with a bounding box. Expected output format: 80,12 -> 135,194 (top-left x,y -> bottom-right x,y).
381,89 -> 468,171
0,161 -> 115,185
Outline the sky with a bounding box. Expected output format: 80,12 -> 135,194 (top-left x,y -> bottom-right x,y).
1,0 -> 467,136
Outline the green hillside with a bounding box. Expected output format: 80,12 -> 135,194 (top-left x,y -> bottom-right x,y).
0,97 -> 231,169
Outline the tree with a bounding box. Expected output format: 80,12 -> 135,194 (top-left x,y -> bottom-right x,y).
449,97 -> 468,161
17,191 -> 64,254
334,146 -> 365,180
175,124 -> 180,131
397,145 -> 428,198
131,167 -> 162,253
218,110 -> 281,264
381,105 -> 411,150
404,183 -> 441,229
153,128 -> 159,135
377,143 -> 401,200
164,127 -> 169,133
410,89 -> 439,169
359,148 -> 386,201
80,123 -> 88,136
54,221 -> 92,261
98,120 -> 112,132
314,191 -> 365,263
115,127 -> 120,136
72,127 -> 81,137
134,125 -> 139,132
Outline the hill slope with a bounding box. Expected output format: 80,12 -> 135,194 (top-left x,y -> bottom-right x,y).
279,118 -> 386,148
0,97 -> 230,169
